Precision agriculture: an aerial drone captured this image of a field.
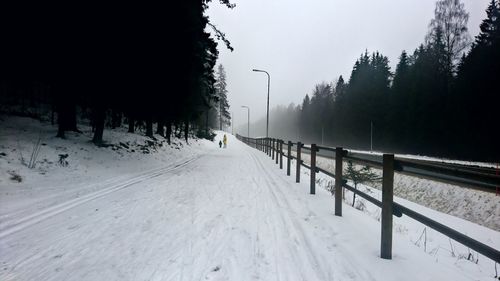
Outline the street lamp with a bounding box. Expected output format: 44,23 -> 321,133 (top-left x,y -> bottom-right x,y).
252,69 -> 270,138
241,106 -> 250,138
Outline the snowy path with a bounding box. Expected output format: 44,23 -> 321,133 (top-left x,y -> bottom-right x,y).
0,134 -> 473,281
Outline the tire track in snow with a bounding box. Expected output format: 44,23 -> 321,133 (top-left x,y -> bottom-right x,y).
0,155 -> 202,239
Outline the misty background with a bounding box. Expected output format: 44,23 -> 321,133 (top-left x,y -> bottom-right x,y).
208,0 -> 490,130
207,0 -> 499,161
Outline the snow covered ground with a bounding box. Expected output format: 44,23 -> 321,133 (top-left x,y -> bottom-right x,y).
1,116 -> 499,280
296,152 -> 500,232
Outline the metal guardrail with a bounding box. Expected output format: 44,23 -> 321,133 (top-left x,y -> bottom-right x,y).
298,145 -> 500,192
236,135 -> 500,264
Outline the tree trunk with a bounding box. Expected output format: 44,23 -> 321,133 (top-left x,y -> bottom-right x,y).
128,115 -> 135,133
56,97 -> 78,138
92,106 -> 106,145
205,109 -> 209,135
145,117 -> 153,138
111,109 -> 122,129
56,121 -> 65,138
165,121 -> 172,145
51,96 -> 55,125
184,121 -> 189,143
66,103 -> 78,131
156,120 -> 164,137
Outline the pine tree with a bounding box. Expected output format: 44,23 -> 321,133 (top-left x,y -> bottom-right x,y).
475,0 -> 500,45
452,0 -> 500,160
214,64 -> 231,130
388,51 -> 411,149
344,161 -> 380,207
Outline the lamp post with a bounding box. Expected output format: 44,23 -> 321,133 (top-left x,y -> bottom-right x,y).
241,106 -> 250,138
252,69 -> 270,138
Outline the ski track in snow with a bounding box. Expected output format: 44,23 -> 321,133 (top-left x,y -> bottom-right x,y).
0,156 -> 202,240
0,134 -> 482,281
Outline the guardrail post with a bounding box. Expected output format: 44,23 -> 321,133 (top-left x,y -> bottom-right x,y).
296,142 -> 302,183
269,138 -> 272,157
335,147 -> 343,216
310,144 -> 317,194
287,141 -> 292,176
381,154 -> 394,259
279,140 -> 283,169
268,138 -> 271,156
272,139 -> 275,160
275,139 -> 279,165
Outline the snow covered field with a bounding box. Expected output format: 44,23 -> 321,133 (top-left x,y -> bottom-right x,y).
1,116 -> 499,280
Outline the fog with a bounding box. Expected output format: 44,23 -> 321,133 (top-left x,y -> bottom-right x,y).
207,0 -> 490,134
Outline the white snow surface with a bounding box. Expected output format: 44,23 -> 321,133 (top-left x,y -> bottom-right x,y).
1,116 -> 499,281
296,152 -> 500,232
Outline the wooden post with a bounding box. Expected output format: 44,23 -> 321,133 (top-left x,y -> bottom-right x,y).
335,147 -> 343,216
270,138 -> 272,158
272,139 -> 275,160
381,154 -> 394,259
310,144 -> 317,194
279,140 -> 283,169
268,138 -> 271,156
275,139 -> 279,164
287,141 -> 292,176
296,142 -> 302,183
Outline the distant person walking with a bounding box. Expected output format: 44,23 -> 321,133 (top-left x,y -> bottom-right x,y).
223,134 -> 227,148
219,140 -> 222,148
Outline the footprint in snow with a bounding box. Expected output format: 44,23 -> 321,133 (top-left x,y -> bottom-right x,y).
205,265 -> 222,280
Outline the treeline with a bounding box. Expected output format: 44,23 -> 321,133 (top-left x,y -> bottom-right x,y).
0,2 -> 232,144
252,0 -> 500,161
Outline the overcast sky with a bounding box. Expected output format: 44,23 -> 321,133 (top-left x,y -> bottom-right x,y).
207,0 -> 490,131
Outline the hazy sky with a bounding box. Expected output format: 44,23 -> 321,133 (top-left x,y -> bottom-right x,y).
207,0 -> 490,131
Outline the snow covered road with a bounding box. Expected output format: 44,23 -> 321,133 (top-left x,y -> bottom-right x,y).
0,134 -> 477,280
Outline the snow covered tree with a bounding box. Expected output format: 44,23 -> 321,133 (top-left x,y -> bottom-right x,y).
214,64 -> 231,130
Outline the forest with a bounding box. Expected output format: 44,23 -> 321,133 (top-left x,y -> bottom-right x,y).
249,0 -> 500,162
1,0 -> 498,162
0,2 -> 232,144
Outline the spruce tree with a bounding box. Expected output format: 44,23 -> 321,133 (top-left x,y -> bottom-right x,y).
214,64 -> 231,131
